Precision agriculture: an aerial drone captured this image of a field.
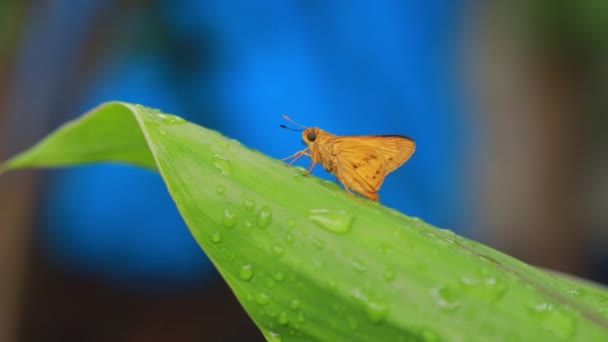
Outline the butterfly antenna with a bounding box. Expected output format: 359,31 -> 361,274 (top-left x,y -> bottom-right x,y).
279,124 -> 303,132
282,115 -> 307,129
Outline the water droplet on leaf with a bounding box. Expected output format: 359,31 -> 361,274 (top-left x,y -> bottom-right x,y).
307,208 -> 353,233
256,292 -> 270,305
290,299 -> 300,310
257,206 -> 272,228
285,233 -> 294,244
278,312 -> 289,326
222,209 -> 236,228
430,285 -> 460,311
243,198 -> 255,211
458,275 -> 507,304
216,185 -> 225,195
274,272 -> 285,282
267,331 -> 282,342
162,115 -> 186,125
377,243 -> 393,254
351,258 -> 367,273
367,301 -> 388,324
239,264 -> 253,281
210,232 -> 222,243
243,221 -> 254,233
212,154 -> 231,175
272,245 -> 285,257
527,301 -> 576,339
214,137 -> 230,150
383,268 -> 395,282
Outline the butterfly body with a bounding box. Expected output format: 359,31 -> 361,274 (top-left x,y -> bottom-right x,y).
283,121 -> 415,201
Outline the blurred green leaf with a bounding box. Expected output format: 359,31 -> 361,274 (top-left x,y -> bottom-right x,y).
2,102 -> 608,341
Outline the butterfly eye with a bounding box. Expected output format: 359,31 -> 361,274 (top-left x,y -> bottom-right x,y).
307,131 -> 317,142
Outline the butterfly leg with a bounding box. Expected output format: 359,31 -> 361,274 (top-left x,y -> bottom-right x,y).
282,148 -> 310,165
303,160 -> 317,176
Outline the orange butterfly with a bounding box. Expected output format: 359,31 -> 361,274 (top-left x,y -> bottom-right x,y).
281,115 -> 415,201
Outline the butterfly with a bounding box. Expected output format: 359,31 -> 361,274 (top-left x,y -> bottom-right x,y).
281,115 -> 415,201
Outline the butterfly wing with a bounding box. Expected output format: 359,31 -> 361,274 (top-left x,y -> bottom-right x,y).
332,135 -> 415,194
335,144 -> 388,192
373,135 -> 416,172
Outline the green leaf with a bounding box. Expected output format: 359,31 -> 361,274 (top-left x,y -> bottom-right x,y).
2,102 -> 608,341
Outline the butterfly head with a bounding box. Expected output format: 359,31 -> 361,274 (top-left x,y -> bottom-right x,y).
280,115 -> 321,146
302,127 -> 319,145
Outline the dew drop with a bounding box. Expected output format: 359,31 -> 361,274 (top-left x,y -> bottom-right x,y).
307,208 -> 353,233
351,258 -> 367,273
527,301 -> 576,339
274,272 -> 285,282
458,275 -> 508,304
243,220 -> 254,233
527,301 -> 553,314
440,228 -> 456,235
297,312 -> 305,323
272,245 -> 285,257
243,198 -> 255,211
222,209 -> 236,228
287,219 -> 296,228
162,115 -> 186,126
267,331 -> 282,342
377,243 -> 393,254
210,232 -> 222,244
367,301 -> 388,324
543,310 -> 576,340
214,138 -> 230,150
568,288 -> 583,297
383,268 -> 395,282
159,129 -> 167,136
278,312 -> 289,326
255,292 -> 270,305
257,206 -> 272,228
216,185 -> 226,195
430,285 -> 460,311
351,288 -> 368,303
212,154 -> 231,175
239,264 -> 253,281
285,233 -> 295,244
290,299 -> 301,310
